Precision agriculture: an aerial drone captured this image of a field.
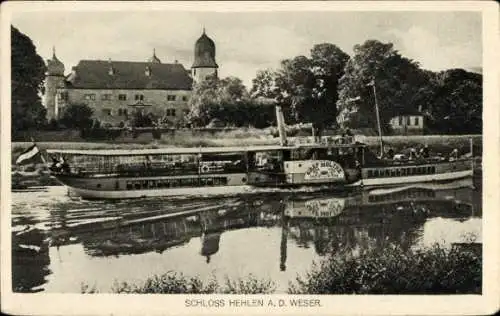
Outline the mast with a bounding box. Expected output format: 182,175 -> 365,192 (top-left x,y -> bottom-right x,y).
368,80 -> 384,157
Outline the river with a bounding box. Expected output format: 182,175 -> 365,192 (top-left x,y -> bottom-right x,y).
11,179 -> 482,293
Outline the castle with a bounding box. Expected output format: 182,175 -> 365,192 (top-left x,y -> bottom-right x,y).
43,30 -> 218,126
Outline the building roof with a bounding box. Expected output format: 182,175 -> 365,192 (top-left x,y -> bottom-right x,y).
65,60 -> 193,90
46,47 -> 65,76
192,30 -> 218,68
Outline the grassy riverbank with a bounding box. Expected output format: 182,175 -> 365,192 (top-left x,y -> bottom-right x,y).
81,243 -> 481,294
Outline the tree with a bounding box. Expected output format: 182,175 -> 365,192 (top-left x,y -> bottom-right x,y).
258,43 -> 349,136
187,76 -> 250,127
337,40 -> 428,133
425,69 -> 482,134
250,69 -> 279,99
59,103 -> 94,129
11,26 -> 47,132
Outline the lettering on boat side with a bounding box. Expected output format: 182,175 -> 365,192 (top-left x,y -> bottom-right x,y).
304,160 -> 345,180
305,198 -> 345,217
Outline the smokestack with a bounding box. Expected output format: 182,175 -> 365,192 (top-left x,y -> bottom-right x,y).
275,105 -> 288,146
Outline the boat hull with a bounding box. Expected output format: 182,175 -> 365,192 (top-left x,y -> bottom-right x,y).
349,169 -> 473,188
54,169 -> 473,200
66,184 -> 255,200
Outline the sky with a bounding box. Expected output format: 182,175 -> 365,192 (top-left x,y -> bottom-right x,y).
11,9 -> 482,88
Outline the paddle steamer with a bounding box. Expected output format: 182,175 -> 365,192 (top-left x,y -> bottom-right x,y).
46,106 -> 474,199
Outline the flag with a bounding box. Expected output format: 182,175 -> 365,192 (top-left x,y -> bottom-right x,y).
15,144 -> 41,165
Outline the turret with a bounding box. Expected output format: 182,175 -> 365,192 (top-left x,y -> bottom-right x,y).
44,47 -> 66,120
148,48 -> 161,64
191,28 -> 218,83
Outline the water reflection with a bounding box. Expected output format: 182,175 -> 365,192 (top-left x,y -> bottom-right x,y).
11,179 -> 480,292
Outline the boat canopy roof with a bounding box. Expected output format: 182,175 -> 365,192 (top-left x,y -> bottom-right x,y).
46,143 -> 367,157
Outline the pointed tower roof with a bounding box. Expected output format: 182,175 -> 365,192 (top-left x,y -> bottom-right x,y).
148,48 -> 161,64
46,46 -> 65,75
192,29 -> 218,68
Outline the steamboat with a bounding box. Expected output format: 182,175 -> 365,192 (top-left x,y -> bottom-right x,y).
46,106 -> 474,200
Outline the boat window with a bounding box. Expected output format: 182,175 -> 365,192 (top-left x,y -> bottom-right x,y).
396,169 -> 401,177
115,181 -> 120,190
96,183 -> 101,189
390,169 -> 396,177
220,177 -> 228,185
385,170 -> 390,177
368,170 -> 373,178
126,181 -> 133,190
401,168 -> 406,176
431,166 -> 436,173
135,182 -> 141,190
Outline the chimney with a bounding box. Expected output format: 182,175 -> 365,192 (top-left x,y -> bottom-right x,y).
108,58 -> 114,76
275,105 -> 288,146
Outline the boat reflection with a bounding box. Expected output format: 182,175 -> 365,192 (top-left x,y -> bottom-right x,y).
12,180 -> 478,292
48,180 -> 476,259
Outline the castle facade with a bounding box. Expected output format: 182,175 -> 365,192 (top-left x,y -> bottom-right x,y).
43,30 -> 218,126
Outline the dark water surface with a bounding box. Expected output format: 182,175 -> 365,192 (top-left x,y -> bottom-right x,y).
11,180 -> 482,293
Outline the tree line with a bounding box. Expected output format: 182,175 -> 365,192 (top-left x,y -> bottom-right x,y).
12,25 -> 482,135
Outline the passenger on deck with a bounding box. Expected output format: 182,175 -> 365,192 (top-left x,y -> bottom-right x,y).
386,148 -> 395,160
420,144 -> 430,158
409,148 -> 418,161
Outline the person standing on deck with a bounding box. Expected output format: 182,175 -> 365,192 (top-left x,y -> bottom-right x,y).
420,144 -> 430,158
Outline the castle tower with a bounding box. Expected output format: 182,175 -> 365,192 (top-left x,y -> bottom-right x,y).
44,47 -> 65,120
191,28 -> 218,83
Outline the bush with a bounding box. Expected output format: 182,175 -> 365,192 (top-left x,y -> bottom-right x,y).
82,272 -> 275,294
59,103 -> 94,129
289,243 -> 481,294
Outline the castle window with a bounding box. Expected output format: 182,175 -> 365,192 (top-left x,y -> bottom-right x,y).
101,94 -> 112,101
414,117 -> 419,126
117,108 -> 128,116
398,116 -> 403,126
166,109 -> 176,117
135,94 -> 144,101
167,95 -> 176,101
102,108 -> 112,116
182,96 -> 188,102
58,92 -> 68,100
118,94 -> 127,101
84,94 -> 96,101
406,117 -> 411,125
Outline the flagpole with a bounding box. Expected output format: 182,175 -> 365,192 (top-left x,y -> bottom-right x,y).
30,137 -> 46,164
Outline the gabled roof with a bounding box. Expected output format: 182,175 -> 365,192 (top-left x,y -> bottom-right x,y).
66,60 -> 193,90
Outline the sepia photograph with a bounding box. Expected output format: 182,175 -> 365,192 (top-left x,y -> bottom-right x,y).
1,1 -> 498,315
